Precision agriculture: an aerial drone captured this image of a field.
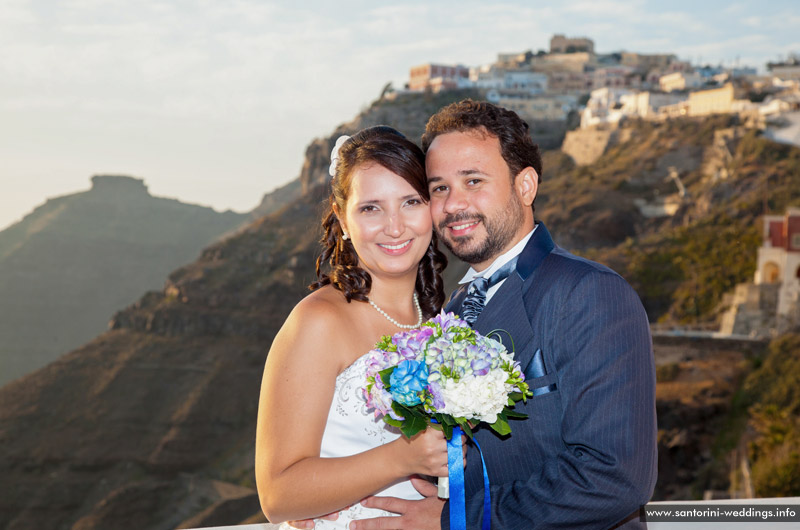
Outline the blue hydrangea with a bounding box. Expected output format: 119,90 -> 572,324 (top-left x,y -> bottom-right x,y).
389,359 -> 429,406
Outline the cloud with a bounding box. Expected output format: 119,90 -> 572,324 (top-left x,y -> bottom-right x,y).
561,0 -> 647,18
1,0 -> 798,231
743,12 -> 800,35
722,3 -> 748,15
0,0 -> 35,29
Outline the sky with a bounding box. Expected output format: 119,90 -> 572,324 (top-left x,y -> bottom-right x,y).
1,0 -> 798,231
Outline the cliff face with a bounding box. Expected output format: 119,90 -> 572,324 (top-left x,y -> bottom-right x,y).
0,175 -> 247,386
2,92 -> 799,529
250,178 -> 303,219
0,187 -> 322,530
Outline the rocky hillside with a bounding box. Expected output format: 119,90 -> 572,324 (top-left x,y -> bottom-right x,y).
1,91 -> 799,529
0,175 -> 247,386
0,189 -> 317,530
541,118 -> 800,324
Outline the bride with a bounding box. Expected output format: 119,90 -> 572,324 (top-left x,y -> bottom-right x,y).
255,126 -> 450,528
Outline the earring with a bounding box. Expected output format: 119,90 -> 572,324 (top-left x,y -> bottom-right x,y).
342,231 -> 349,240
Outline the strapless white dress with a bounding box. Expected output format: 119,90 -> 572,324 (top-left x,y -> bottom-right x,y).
277,352 -> 423,529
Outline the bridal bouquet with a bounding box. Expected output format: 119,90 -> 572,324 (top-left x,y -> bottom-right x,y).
363,311 -> 531,442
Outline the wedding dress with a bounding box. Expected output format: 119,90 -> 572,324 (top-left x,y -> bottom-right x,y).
277,352 -> 423,529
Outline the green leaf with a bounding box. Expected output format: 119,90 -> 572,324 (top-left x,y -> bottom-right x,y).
393,402 -> 425,418
441,422 -> 453,440
385,417 -> 403,428
503,409 -> 528,419
391,402 -> 409,419
485,328 -> 515,352
400,416 -> 428,438
433,413 -> 456,426
489,417 -> 511,436
379,367 -> 395,387
375,334 -> 397,351
458,421 -> 474,439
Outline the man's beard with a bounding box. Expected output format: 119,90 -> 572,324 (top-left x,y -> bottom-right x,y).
436,192 -> 524,265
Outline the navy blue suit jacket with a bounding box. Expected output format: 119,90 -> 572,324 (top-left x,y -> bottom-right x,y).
443,223 -> 657,529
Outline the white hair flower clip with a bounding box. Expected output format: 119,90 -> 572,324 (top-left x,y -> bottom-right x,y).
328,135 -> 351,178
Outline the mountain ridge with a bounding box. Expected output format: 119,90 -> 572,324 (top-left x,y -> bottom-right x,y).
2,91 -> 800,528
0,174 -> 249,386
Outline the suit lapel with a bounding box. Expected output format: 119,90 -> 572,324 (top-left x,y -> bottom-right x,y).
516,222 -> 555,282
465,222 -> 557,371
474,273 -> 535,364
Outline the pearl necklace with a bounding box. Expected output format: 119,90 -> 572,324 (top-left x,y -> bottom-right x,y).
368,293 -> 423,329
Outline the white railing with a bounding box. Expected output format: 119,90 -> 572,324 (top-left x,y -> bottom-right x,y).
189,497 -> 800,530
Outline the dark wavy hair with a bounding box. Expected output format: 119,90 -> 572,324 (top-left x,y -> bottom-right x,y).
309,125 -> 447,317
421,99 -> 542,211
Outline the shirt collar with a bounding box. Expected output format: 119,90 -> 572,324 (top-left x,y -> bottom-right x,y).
458,226 -> 537,285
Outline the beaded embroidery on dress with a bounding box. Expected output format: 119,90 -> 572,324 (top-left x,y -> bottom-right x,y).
277,352 -> 423,529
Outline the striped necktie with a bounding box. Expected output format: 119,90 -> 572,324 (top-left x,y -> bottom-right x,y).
460,256 -> 519,326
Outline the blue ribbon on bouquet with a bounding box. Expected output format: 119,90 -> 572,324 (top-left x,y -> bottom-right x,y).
447,425 -> 491,530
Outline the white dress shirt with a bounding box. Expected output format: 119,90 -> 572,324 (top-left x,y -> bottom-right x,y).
458,225 -> 537,304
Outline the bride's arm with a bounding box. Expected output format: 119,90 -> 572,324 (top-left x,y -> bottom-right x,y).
255,297 -> 447,524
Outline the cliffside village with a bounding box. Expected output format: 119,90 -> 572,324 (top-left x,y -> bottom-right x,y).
401,34 -> 800,139
402,35 -> 800,338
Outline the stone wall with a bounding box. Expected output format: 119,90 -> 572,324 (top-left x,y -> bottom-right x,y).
719,282 -> 781,336
561,127 -> 618,166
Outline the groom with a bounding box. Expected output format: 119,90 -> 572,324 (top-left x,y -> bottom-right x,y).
354,100 -> 657,529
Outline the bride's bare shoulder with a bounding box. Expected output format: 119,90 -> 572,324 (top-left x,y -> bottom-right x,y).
295,286 -> 346,317
281,286 -> 352,336
268,287 -> 355,370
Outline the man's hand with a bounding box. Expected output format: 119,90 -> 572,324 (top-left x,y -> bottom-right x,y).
350,477 -> 444,530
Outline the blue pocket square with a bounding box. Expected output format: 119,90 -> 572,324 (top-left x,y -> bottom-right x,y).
524,349 -> 558,396
524,348 -> 546,379
531,382 -> 558,397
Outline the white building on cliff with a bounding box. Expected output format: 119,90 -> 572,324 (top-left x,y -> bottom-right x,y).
756,209 -> 800,317
720,209 -> 800,336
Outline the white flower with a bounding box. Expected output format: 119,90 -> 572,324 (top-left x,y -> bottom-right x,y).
439,370 -> 511,424
328,135 -> 351,177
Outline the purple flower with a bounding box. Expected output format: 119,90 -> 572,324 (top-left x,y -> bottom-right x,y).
471,358 -> 491,376
426,380 -> 446,411
368,375 -> 403,420
431,311 -> 469,331
389,360 -> 429,406
393,327 -> 434,360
